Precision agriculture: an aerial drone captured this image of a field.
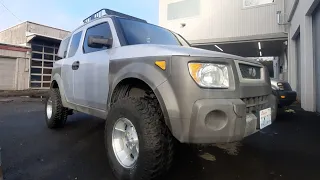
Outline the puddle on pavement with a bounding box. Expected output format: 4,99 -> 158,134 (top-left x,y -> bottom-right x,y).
199,152 -> 216,161
214,142 -> 242,156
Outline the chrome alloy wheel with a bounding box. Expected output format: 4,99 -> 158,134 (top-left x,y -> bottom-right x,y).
46,97 -> 53,119
112,118 -> 139,168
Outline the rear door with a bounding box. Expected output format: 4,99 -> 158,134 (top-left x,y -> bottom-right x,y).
73,19 -> 114,110
61,30 -> 83,104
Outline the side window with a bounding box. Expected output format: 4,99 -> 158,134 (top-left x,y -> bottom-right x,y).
57,36 -> 71,59
68,31 -> 82,58
83,22 -> 112,54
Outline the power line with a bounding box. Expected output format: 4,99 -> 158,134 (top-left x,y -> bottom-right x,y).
0,1 -> 21,21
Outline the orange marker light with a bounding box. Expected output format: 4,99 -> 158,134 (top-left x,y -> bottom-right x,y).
281,96 -> 286,99
155,61 -> 166,70
188,63 -> 202,82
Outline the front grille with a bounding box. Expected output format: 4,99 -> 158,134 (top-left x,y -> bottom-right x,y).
239,64 -> 261,79
241,96 -> 268,114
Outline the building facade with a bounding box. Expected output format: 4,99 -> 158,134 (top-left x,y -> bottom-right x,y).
0,22 -> 70,90
160,0 -> 287,45
159,0 -> 288,78
159,0 -> 320,112
0,44 -> 30,90
286,0 -> 320,112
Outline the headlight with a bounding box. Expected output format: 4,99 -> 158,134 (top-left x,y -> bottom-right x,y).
277,83 -> 284,90
188,63 -> 229,88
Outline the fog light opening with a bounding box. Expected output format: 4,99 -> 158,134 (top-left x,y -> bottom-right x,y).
205,110 -> 228,131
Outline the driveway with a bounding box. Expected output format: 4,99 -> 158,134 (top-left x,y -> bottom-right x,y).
0,98 -> 319,180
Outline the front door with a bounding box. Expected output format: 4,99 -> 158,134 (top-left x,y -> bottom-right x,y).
73,21 -> 113,110
61,31 -> 83,104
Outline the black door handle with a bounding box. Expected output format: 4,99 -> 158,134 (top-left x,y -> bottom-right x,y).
72,61 -> 80,70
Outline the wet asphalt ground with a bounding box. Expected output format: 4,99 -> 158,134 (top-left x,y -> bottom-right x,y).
0,98 -> 320,180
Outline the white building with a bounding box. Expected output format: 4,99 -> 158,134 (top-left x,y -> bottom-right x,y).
0,22 -> 70,90
159,0 -> 320,112
286,0 -> 320,112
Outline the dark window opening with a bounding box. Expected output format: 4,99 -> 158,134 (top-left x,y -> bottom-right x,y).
32,45 -> 43,52
43,62 -> 53,67
44,54 -> 54,60
68,31 -> 83,58
30,83 -> 41,87
118,18 -> 187,46
32,53 -> 43,59
30,75 -> 41,81
31,68 -> 42,74
83,22 -> 112,54
43,76 -> 51,81
43,69 -> 52,74
44,47 -> 54,53
31,60 -> 42,67
43,83 -> 51,87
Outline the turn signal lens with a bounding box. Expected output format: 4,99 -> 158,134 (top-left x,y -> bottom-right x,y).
155,61 -> 166,70
188,63 -> 202,82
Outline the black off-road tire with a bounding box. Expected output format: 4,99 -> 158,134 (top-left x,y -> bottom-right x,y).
105,97 -> 175,180
45,88 -> 68,129
150,97 -> 176,173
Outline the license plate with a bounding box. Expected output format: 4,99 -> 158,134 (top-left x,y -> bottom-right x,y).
260,108 -> 272,129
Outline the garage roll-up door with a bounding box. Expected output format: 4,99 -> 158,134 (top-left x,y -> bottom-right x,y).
0,58 -> 16,90
314,5 -> 320,113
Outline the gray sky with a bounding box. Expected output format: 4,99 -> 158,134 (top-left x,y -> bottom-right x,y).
0,0 -> 159,31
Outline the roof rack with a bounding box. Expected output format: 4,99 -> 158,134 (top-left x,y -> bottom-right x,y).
83,9 -> 147,24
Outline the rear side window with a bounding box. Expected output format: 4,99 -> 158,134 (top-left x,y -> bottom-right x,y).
83,22 -> 112,54
57,36 -> 71,59
68,31 -> 83,58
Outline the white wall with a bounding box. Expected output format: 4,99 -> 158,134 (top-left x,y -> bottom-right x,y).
159,0 -> 286,43
0,22 -> 27,45
0,48 -> 31,90
286,0 -> 320,111
27,22 -> 70,40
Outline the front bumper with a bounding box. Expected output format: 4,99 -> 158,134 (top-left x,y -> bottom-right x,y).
155,56 -> 275,144
177,95 -> 277,144
276,91 -> 297,107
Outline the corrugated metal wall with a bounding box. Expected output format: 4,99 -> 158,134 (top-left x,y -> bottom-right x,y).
159,0 -> 285,42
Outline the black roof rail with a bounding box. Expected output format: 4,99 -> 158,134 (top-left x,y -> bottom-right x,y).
83,9 -> 147,23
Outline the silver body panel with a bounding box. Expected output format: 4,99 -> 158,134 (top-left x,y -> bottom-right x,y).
52,16 -> 276,143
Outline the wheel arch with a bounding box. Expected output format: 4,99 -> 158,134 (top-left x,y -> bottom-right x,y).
108,75 -> 171,130
51,73 -> 68,107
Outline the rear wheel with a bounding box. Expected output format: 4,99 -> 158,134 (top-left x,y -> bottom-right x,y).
105,97 -> 174,180
45,88 -> 68,129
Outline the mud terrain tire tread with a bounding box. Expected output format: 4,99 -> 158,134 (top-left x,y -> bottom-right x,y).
45,88 -> 68,129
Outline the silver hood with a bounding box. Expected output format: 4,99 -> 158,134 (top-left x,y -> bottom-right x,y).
111,44 -> 261,64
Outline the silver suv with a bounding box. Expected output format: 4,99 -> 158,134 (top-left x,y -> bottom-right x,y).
46,9 -> 277,180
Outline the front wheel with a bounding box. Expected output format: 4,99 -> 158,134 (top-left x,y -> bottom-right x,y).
45,88 -> 68,129
105,97 -> 174,180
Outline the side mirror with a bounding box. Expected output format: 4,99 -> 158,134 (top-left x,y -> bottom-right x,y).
88,35 -> 113,49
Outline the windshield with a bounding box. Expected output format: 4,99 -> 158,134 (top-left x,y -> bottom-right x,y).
118,18 -> 189,46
